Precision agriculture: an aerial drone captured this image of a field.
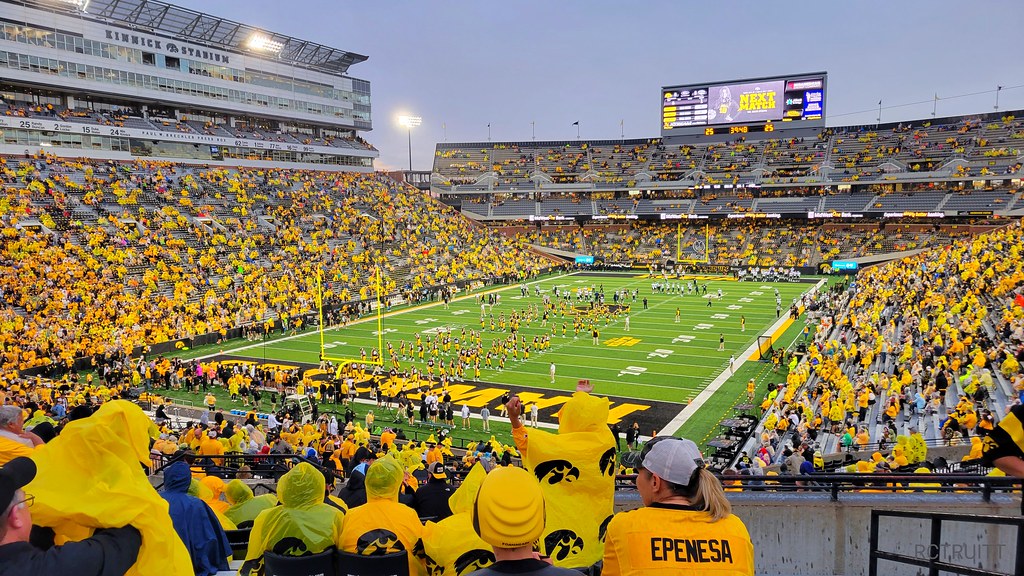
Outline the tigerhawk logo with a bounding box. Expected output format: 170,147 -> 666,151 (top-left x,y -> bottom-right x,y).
599,447 -> 617,477
454,549 -> 496,574
544,529 -> 584,562
599,515 -> 614,543
534,459 -> 580,485
356,529 -> 404,555
271,537 -> 309,556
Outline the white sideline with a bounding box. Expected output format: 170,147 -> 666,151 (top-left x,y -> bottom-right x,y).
656,278 -> 827,438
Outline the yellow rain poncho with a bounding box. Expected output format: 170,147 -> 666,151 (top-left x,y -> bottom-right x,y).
338,455 -> 426,576
224,480 -> 277,527
906,430 -> 928,464
421,463 -> 495,576
240,462 -> 346,576
24,409 -> 57,429
514,391 -> 615,569
188,479 -> 236,530
26,400 -> 193,576
964,437 -> 983,461
199,475 -> 230,514
400,442 -> 424,471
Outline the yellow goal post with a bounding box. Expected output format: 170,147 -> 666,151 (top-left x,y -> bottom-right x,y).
676,221 -> 711,265
315,265 -> 386,367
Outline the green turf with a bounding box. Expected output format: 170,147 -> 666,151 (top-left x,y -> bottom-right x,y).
204,272 -> 815,444
676,315 -> 812,446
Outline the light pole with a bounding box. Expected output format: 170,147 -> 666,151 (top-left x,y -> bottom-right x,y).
398,115 -> 421,171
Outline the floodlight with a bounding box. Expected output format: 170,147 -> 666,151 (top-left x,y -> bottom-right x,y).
247,33 -> 284,54
398,115 -> 422,128
397,115 -> 422,171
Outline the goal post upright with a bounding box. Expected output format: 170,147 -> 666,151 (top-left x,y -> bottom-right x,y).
678,222 -> 711,266
315,269 -> 325,354
677,221 -> 681,262
374,263 -> 384,359
315,263 -> 386,367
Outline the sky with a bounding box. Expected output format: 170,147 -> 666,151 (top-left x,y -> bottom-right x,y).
171,0 -> 1024,171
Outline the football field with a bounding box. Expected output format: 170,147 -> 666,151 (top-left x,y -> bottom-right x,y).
209,271 -> 817,441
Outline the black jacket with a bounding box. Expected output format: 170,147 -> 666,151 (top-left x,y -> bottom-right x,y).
0,526 -> 141,576
411,478 -> 454,521
339,467 -> 368,508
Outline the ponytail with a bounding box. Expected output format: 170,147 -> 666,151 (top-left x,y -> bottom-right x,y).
691,468 -> 732,521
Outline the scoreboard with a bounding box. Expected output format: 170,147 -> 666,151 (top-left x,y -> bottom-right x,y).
661,72 -> 827,138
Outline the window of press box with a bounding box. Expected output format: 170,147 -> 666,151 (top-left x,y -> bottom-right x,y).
165,56 -> 180,71
142,52 -> 155,66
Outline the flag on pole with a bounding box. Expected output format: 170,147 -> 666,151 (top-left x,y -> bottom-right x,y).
934,93 -> 939,100
878,100 -> 882,105
572,121 -> 579,126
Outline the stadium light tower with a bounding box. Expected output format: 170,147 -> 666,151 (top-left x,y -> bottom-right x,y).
398,115 -> 422,171
247,33 -> 284,54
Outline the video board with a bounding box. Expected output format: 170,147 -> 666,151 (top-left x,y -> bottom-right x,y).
661,73 -> 826,138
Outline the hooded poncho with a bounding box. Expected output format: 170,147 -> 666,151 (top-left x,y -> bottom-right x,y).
239,462 -> 346,576
161,461 -> 231,576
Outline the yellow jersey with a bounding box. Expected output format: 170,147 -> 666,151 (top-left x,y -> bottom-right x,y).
602,503 -> 754,576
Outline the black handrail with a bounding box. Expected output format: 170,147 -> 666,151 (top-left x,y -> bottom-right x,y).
149,453 -> 1022,502
150,450 -> 509,486
151,452 -> 342,485
869,509 -> 1024,576
613,473 -> 1023,500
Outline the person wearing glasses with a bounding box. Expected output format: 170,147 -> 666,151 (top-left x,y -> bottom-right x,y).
0,457 -> 142,576
601,438 -> 754,576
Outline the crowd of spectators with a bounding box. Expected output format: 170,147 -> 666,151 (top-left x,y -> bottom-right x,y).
433,113 -> 1024,187
0,373 -> 757,575
508,220 -> 981,269
0,155 -> 554,374
744,220 -> 1023,476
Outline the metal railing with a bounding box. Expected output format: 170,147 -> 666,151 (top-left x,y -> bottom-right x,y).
150,452 -> 340,485
869,510 -> 1024,576
150,448 -> 522,483
150,454 -> 1022,506
613,473 -> 1023,501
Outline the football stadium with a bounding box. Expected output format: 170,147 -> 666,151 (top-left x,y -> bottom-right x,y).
0,1 -> 1023,575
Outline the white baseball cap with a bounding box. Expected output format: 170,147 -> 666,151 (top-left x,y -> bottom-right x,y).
623,437 -> 705,486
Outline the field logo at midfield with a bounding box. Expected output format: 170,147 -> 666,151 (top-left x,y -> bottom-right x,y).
605,336 -> 641,347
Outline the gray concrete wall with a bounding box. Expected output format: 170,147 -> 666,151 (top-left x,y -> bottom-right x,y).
614,492 -> 1021,576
